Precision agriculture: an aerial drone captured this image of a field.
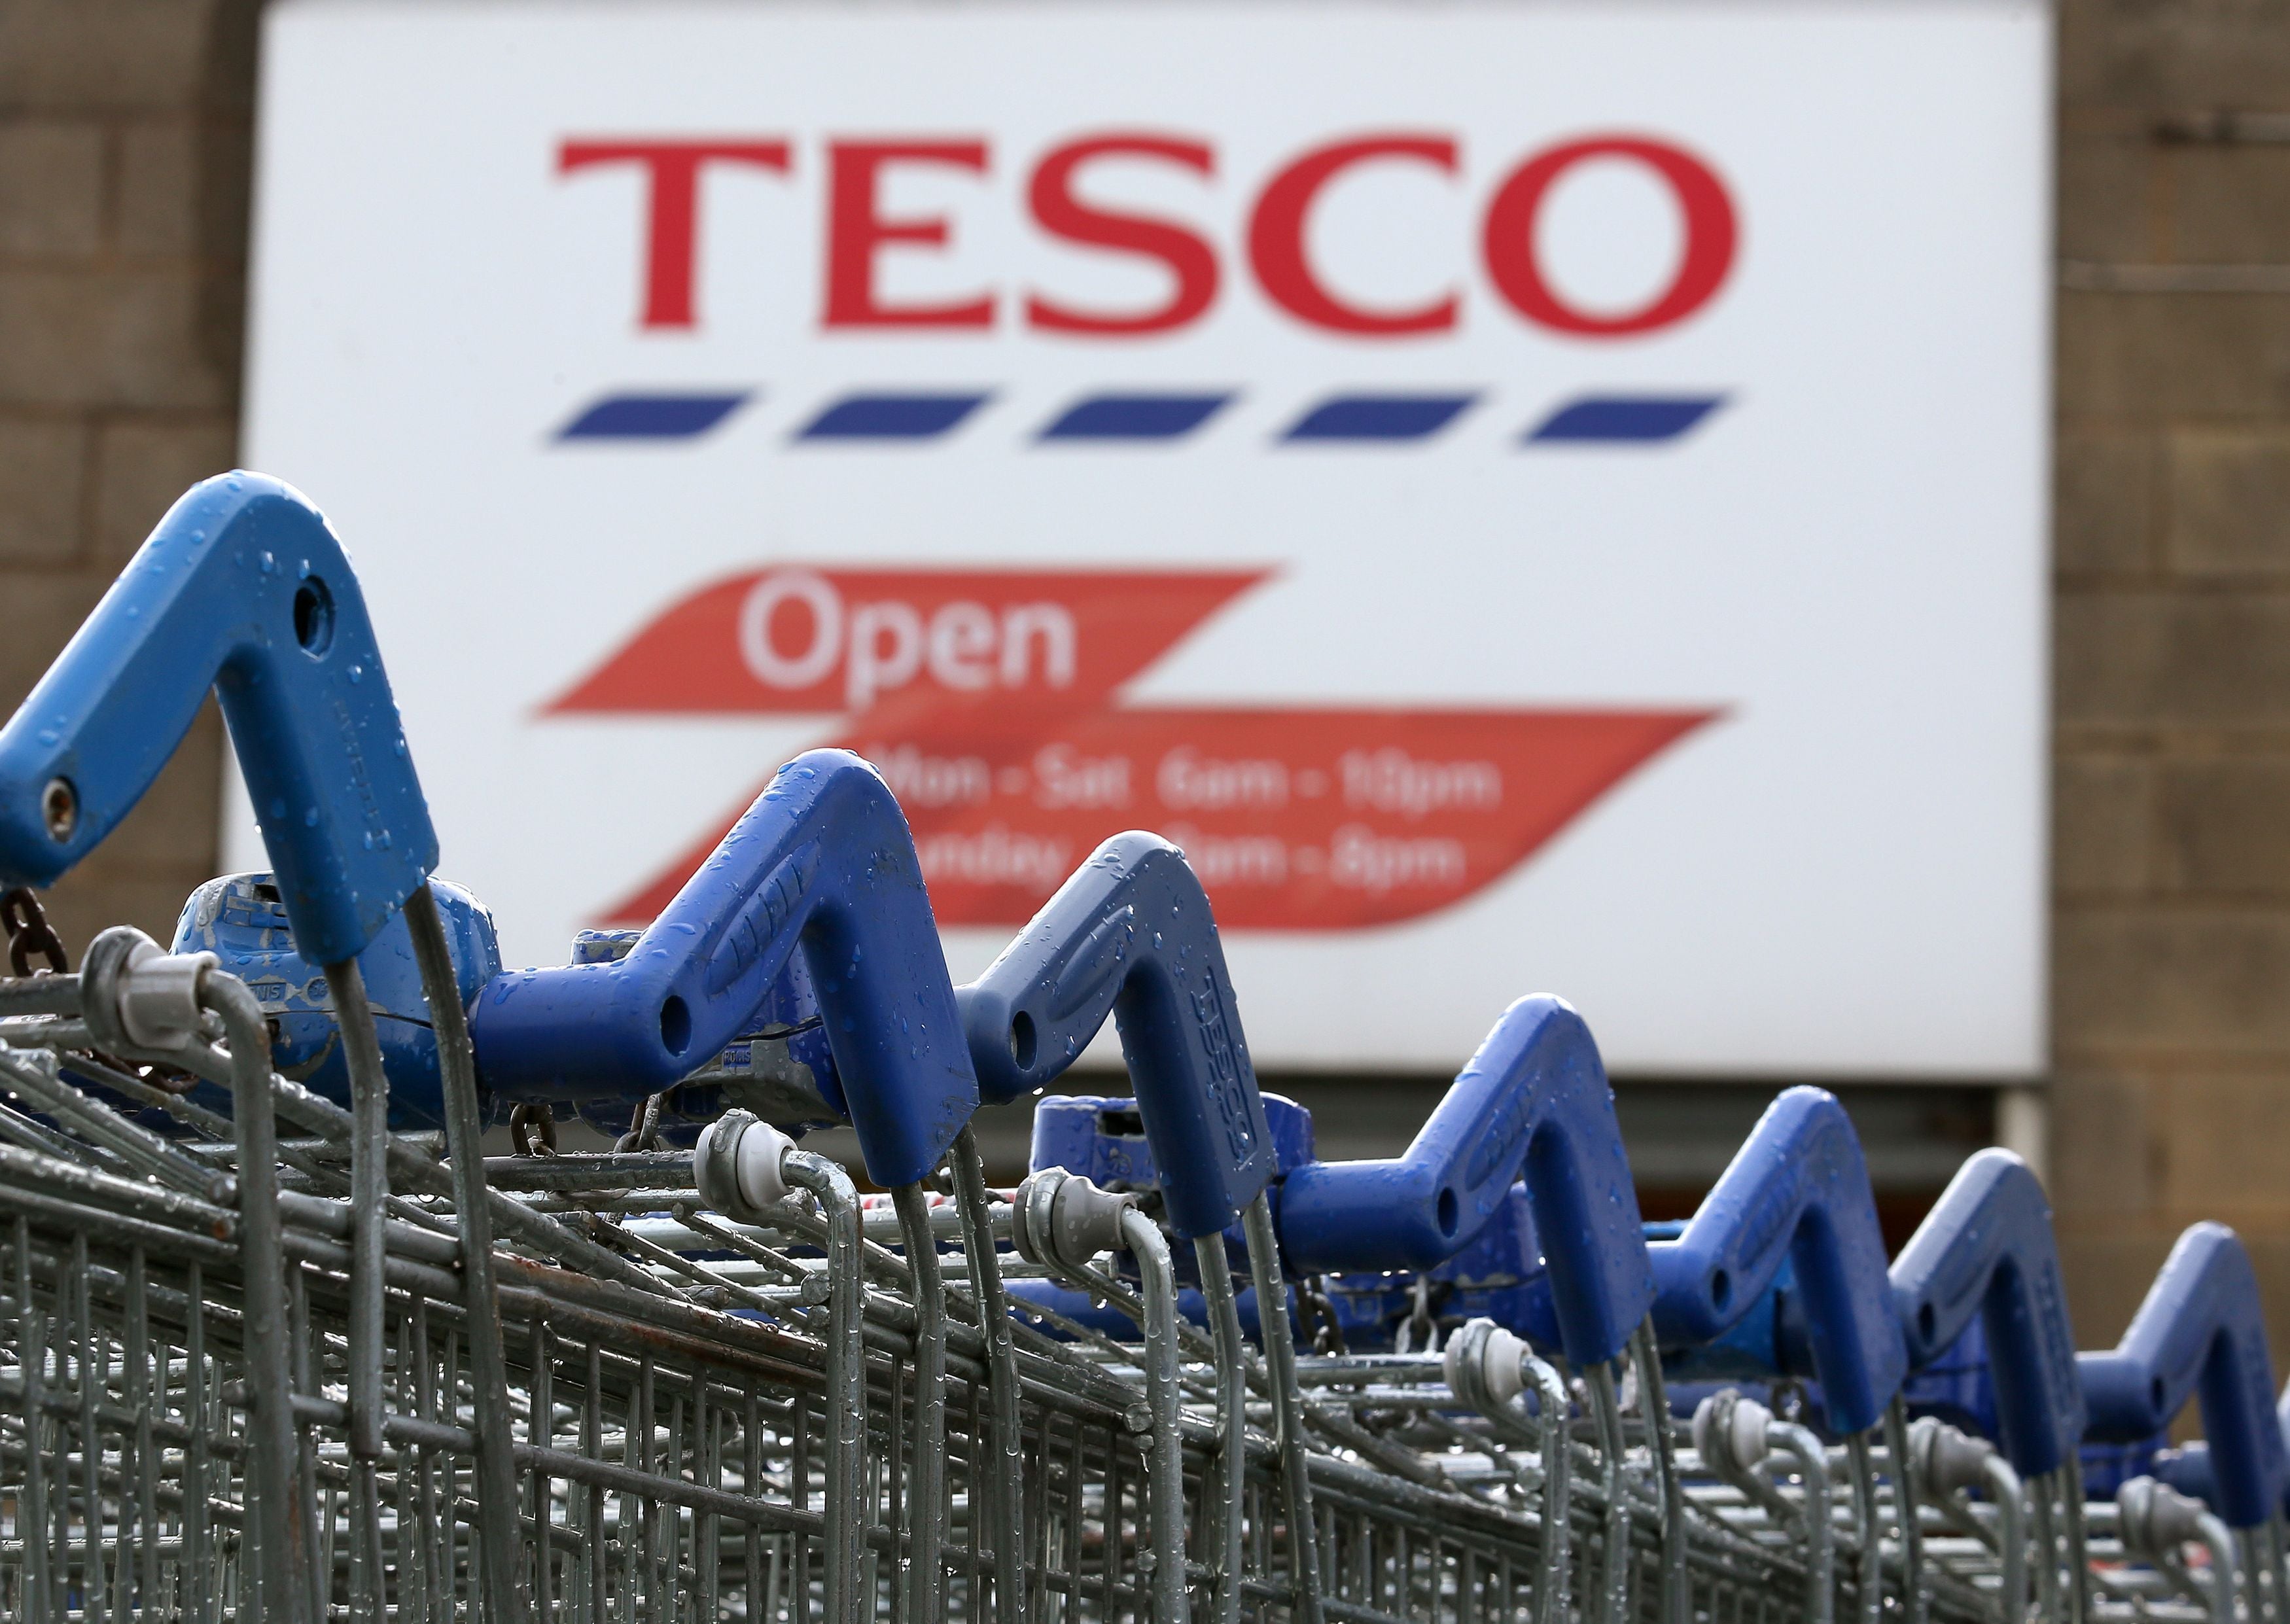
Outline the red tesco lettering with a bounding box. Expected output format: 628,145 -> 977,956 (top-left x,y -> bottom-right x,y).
556,139 -> 792,327
825,140 -> 996,328
1026,134 -> 1219,335
557,128 -> 1737,340
1249,135 -> 1459,335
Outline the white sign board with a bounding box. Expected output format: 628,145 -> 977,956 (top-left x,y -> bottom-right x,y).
242,0 -> 2050,1076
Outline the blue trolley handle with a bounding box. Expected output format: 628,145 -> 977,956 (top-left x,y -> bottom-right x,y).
0,476 -> 523,1608
962,831 -> 1277,1239
1647,1087 -> 1907,1435
2156,1378 -> 2290,1518
966,834 -> 1326,1622
1278,997 -> 1655,1371
2079,1222 -> 2287,1529
470,750 -> 978,1190
0,474 -> 435,965
961,834 -> 1656,1369
1890,1149 -> 2086,1478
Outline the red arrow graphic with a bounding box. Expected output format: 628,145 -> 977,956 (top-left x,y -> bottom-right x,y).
551,566 -> 1719,930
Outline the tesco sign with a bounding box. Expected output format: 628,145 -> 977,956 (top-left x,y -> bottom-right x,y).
560,131 -> 1736,339
246,0 -> 2049,1076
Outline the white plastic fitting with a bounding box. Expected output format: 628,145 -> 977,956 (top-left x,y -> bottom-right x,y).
1906,1414 -> 1997,1497
1446,1319 -> 1531,1408
1012,1168 -> 1138,1270
1692,1389 -> 1776,1475
80,927 -> 216,1051
694,1109 -> 795,1222
2117,1474 -> 2208,1550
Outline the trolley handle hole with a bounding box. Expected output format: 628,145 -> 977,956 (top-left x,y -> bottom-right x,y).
293,576 -> 336,656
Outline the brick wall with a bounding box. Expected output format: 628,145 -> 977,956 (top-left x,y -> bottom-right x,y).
2051,0 -> 2290,1354
0,0 -> 253,955
5,0 -> 2290,1352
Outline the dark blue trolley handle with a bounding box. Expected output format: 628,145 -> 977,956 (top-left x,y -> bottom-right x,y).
1647,1086 -> 1907,1435
2156,1378 -> 2290,1519
1278,997 -> 1654,1370
470,750 -> 978,1190
962,832 -> 1655,1369
0,474 -> 435,966
961,831 -> 1277,1239
2079,1222 -> 2287,1529
1890,1148 -> 2086,1478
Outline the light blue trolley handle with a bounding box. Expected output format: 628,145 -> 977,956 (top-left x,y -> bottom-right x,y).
0,473 -> 434,966
1647,1086 -> 1907,1435
961,831 -> 1277,1239
1279,997 -> 1655,1371
1890,1149 -> 2086,1478
2079,1222 -> 2287,1529
469,750 -> 978,1190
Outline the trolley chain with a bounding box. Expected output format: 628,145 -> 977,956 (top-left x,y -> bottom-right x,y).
1301,1275 -> 1349,1356
1397,1273 -> 1449,1354
1,887 -> 196,1094
508,1100 -> 560,1156
1,885 -> 67,976
615,1088 -> 671,1152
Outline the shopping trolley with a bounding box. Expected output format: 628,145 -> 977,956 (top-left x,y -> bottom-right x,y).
0,474 -> 1449,1624
1,470 -> 2287,1624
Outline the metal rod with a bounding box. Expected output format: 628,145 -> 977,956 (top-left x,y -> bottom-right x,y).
1846,1429 -> 1882,1624
894,1180 -> 949,1624
1193,1234 -> 1248,1624
1585,1361 -> 1633,1624
481,1152 -> 695,1191
1768,1419 -> 1835,1624
0,1046 -> 228,1203
203,970 -> 312,1624
784,1148 -> 864,1624
1979,1453 -> 2029,1623
0,972 -> 80,1018
1119,1205 -> 1189,1624
1528,1353 -> 1574,1624
405,880 -> 527,1624
1882,1398 -> 1928,1624
2059,1452 -> 2091,1624
323,957 -> 390,1464
2031,1472 -> 2062,1623
1239,1190 -> 1324,1624
2198,1509 -> 2239,1621
1630,1320 -> 1689,1624
949,1124 -> 1025,1624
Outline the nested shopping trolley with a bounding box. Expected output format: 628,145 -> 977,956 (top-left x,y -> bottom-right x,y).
0,472 -> 2285,1623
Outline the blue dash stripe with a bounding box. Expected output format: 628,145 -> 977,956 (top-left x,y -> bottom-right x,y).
798,393 -> 991,440
1527,395 -> 1727,444
1040,393 -> 1233,441
557,391 -> 752,440
1282,393 -> 1477,442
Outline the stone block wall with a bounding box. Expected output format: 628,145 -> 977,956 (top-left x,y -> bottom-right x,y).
2052,0 -> 2290,1352
4,0 -> 2290,1355
0,0 -> 253,954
